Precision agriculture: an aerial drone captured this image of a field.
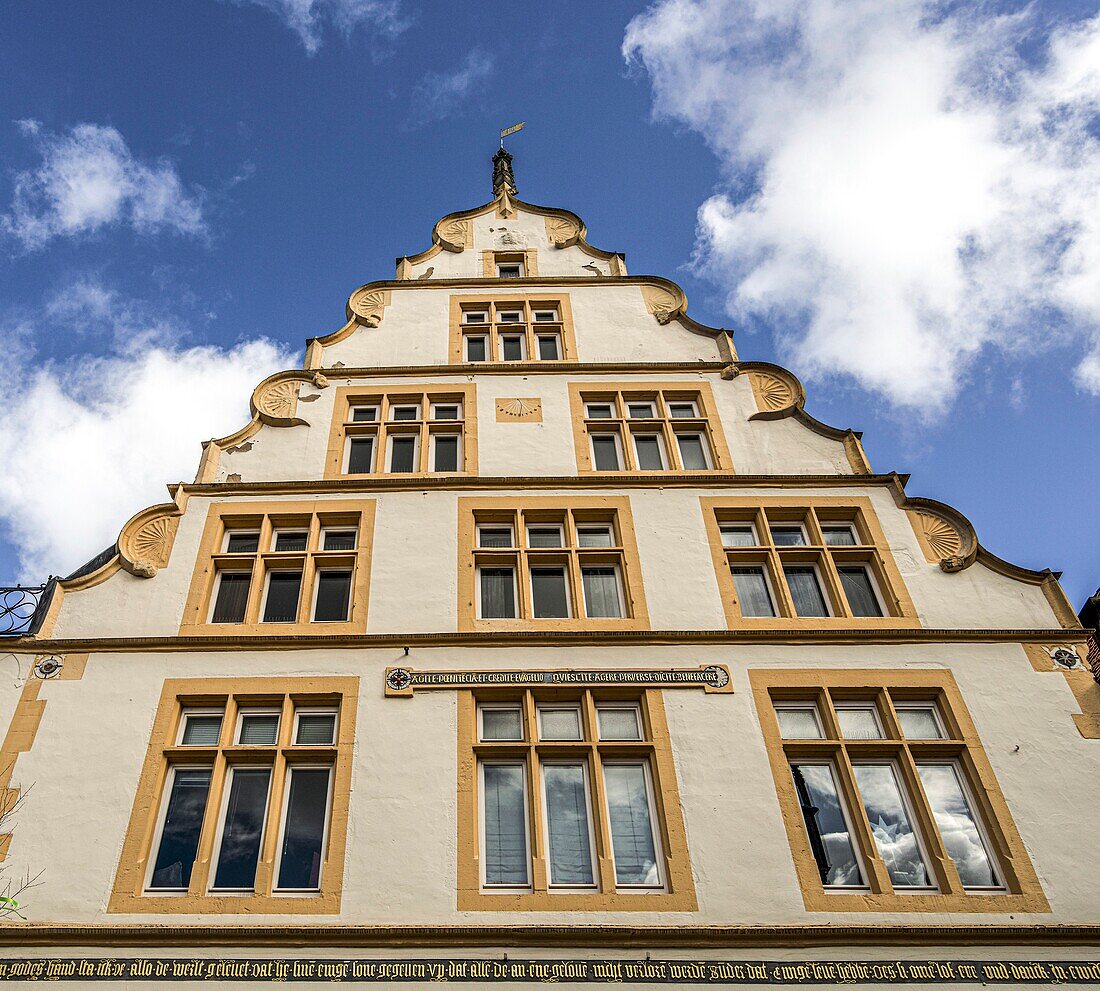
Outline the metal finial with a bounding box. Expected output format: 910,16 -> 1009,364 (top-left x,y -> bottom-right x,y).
492,147 -> 517,198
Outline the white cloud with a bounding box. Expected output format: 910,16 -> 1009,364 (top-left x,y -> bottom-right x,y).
409,50 -> 495,125
0,287 -> 294,582
2,122 -> 205,252
234,0 -> 406,55
624,1 -> 1100,413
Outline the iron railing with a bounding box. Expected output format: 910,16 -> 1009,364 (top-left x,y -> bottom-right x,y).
0,584 -> 50,637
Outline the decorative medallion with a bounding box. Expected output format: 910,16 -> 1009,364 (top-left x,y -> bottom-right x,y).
438,218 -> 472,252
1042,645 -> 1083,671
33,655 -> 64,680
545,215 -> 581,248
255,379 -> 300,420
495,398 -> 543,423
907,510 -> 969,571
386,667 -> 413,692
119,506 -> 181,579
747,370 -> 796,413
640,284 -> 682,325
350,288 -> 391,327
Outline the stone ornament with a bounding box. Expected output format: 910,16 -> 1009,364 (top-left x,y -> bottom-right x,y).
252,372 -> 330,429
118,507 -> 181,579
33,655 -> 64,679
349,288 -> 392,327
640,284 -> 683,325
1042,645 -> 1083,671
255,379 -> 301,420
545,215 -> 581,248
747,370 -> 797,413
908,510 -> 969,572
437,218 -> 472,252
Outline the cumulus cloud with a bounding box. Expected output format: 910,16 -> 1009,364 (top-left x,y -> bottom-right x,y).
233,0 -> 407,55
624,1 -> 1100,413
409,50 -> 495,126
0,285 -> 294,582
2,122 -> 206,251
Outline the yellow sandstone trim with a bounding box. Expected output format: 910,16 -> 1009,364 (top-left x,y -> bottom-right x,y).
108,676 -> 358,915
447,293 -> 578,365
749,668 -> 1048,914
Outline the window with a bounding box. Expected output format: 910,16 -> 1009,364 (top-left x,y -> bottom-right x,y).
462,500 -> 648,629
751,670 -> 1048,913
704,499 -> 916,627
328,386 -> 477,478
183,501 -> 374,634
111,677 -> 357,913
450,295 -> 576,363
497,263 -> 522,278
572,385 -> 730,473
460,689 -> 696,910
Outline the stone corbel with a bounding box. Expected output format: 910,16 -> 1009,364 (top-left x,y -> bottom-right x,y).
349,288 -> 392,327
496,187 -> 517,220
118,501 -> 183,579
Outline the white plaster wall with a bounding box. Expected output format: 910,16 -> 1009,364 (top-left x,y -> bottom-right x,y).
5,644 -> 1100,928
49,481 -> 1063,640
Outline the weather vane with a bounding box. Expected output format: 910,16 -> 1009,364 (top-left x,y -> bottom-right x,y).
500,121 -> 525,148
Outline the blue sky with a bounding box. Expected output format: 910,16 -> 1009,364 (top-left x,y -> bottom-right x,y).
0,0 -> 1097,608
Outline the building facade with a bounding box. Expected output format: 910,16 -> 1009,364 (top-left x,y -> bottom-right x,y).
1,154 -> 1099,987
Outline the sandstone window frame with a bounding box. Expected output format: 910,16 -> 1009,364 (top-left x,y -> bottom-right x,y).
448,294 -> 577,364
569,383 -> 733,474
108,676 -> 358,915
179,500 -> 375,636
324,384 -> 478,480
701,496 -> 919,630
457,687 -> 697,911
457,497 -> 650,633
750,668 -> 1048,914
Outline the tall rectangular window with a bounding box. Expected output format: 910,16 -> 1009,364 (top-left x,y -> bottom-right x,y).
211,573 -> 251,624
313,570 -> 352,622
388,436 -> 417,473
591,434 -> 622,471
263,571 -> 302,623
346,437 -> 374,474
148,769 -> 212,890
212,768 -> 272,890
581,566 -> 622,618
530,567 -> 569,618
479,567 -> 516,619
730,566 -> 775,617
433,434 -> 460,472
276,767 -> 332,890
462,689 -> 692,909
454,297 -> 573,363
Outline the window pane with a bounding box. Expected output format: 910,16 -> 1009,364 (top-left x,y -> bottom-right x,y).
481,707 -> 523,741
464,312 -> 487,324
537,336 -> 560,360
585,404 -> 613,419
776,707 -> 822,739
839,567 -> 883,617
276,768 -> 330,890
482,765 -> 528,885
668,403 -> 697,418
591,435 -> 621,470
479,568 -> 516,618
916,764 -> 998,888
822,526 -> 857,546
347,437 -> 374,474
212,573 -> 251,623
785,567 -> 828,617
212,768 -> 271,890
540,708 -> 581,740
531,568 -> 569,618
627,403 -> 655,418
497,310 -> 522,323
851,764 -> 930,888
239,714 -> 279,745
676,434 -> 708,470
478,528 -> 513,548
598,707 -> 641,740
149,769 -> 211,889
542,765 -> 594,885
604,765 -> 659,885
432,405 -> 459,420
897,707 -> 943,739
389,437 -> 417,473
731,567 -> 775,617
720,526 -> 757,547
433,435 -> 459,472
263,572 -> 302,623
274,532 -> 308,552
577,527 -> 612,548
498,265 -> 521,278
527,527 -> 563,548
502,337 -> 523,361
836,707 -> 882,740
582,567 -> 622,618
296,713 -> 336,745
226,533 -> 259,554
634,435 -> 665,470
181,714 -> 223,746
466,337 -> 486,362
771,526 -> 807,546
391,406 -> 419,421
314,570 -> 352,622
322,530 -> 356,551
350,406 -> 377,422
790,764 -> 863,887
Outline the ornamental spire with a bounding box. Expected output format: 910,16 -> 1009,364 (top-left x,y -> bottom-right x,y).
492,147 -> 517,198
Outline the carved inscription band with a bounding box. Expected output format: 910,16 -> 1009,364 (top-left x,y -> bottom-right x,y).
385,664 -> 732,696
